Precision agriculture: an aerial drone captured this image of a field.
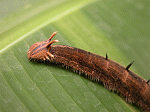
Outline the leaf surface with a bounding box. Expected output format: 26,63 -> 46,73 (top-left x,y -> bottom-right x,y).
1,0 -> 150,112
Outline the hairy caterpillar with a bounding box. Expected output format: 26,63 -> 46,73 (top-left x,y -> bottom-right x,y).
27,32 -> 150,111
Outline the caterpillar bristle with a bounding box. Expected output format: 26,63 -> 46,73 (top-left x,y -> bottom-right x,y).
126,61 -> 134,70
106,52 -> 108,60
147,79 -> 150,84
78,71 -> 81,75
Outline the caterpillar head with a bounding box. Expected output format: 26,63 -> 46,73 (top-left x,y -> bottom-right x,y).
27,32 -> 59,61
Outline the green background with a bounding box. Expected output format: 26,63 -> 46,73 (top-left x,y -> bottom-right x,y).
0,0 -> 150,111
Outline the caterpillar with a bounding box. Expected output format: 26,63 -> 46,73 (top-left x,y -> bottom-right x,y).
27,32 -> 150,111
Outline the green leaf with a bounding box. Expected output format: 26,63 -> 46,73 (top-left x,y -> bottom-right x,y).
1,0 -> 150,112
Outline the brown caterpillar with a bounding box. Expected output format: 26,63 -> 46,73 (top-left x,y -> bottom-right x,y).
27,32 -> 150,111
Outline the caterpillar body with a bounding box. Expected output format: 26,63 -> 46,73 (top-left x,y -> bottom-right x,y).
27,32 -> 150,111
